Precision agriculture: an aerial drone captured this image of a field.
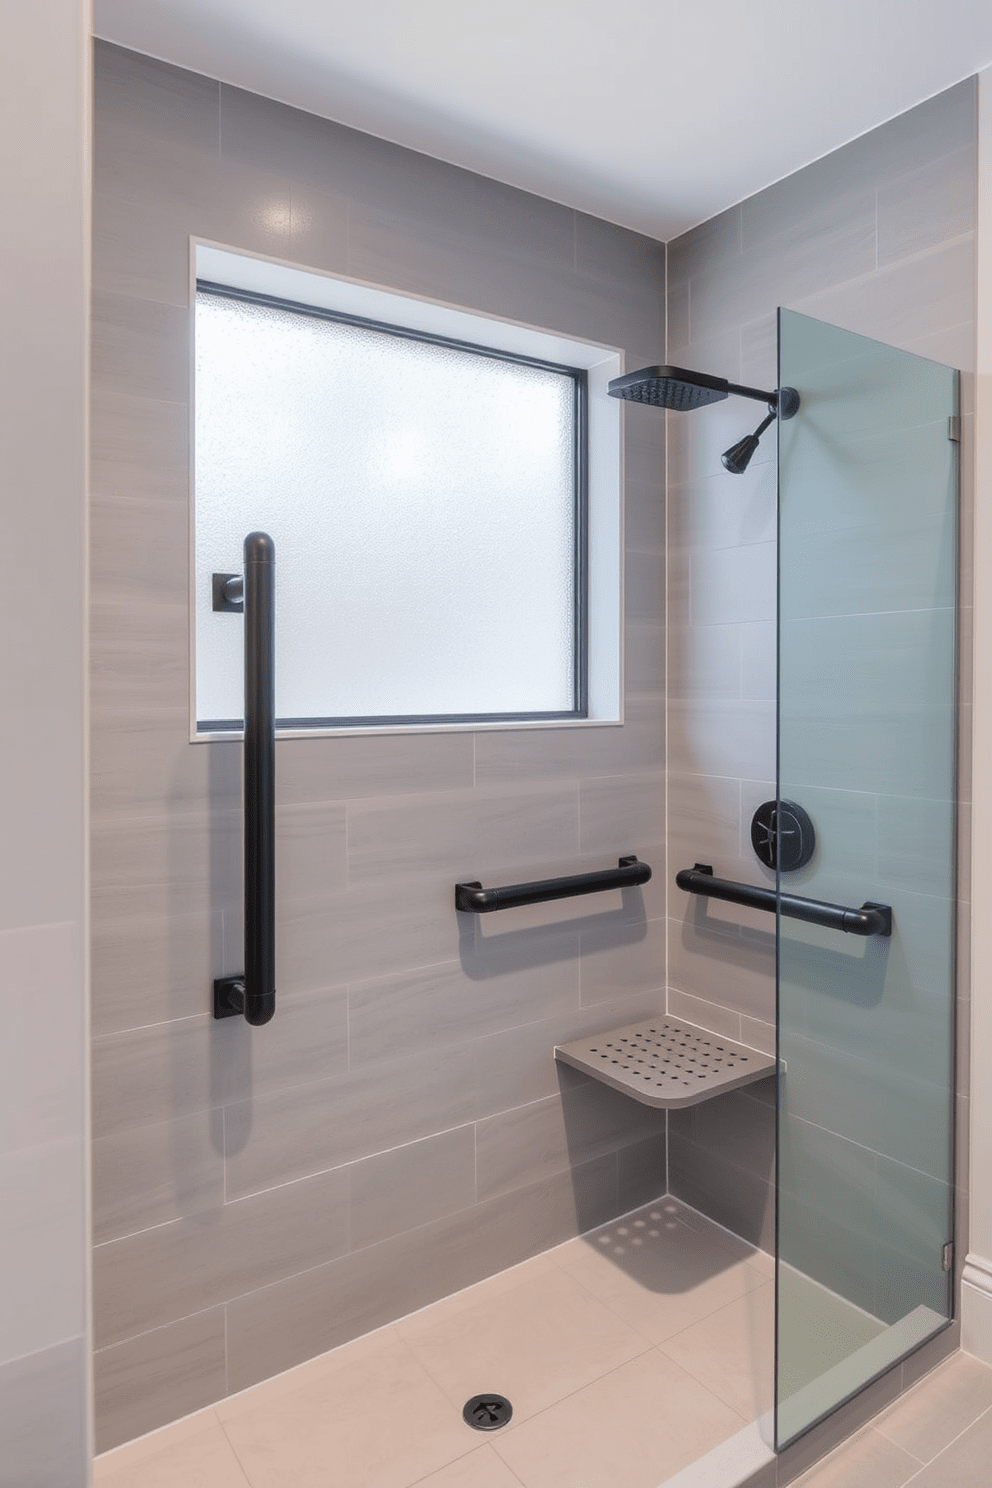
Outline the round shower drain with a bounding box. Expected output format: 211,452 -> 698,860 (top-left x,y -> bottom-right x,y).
463,1394 -> 513,1431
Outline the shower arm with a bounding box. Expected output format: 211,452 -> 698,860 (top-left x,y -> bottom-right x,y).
727,381 -> 800,416
676,864 -> 892,937
213,532 -> 277,1025
726,380 -> 776,407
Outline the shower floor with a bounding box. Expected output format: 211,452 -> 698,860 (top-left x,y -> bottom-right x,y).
91,1195 -> 913,1488
94,1196 -> 775,1488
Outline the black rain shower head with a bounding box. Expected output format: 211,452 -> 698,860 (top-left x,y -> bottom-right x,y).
608,364 -> 800,476
607,365 -> 731,412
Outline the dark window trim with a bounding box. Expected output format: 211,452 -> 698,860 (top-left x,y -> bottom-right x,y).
195,280 -> 589,733
197,278 -> 587,381
199,710 -> 581,733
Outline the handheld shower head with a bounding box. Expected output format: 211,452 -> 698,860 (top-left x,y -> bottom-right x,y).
721,408 -> 777,475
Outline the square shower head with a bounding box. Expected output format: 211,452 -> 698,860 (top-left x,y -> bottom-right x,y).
607,364 -> 730,411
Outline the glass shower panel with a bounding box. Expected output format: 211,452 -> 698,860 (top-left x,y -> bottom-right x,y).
776,309 -> 957,1448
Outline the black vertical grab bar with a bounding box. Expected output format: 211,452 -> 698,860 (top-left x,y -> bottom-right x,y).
213,532 -> 276,1025
243,532 -> 276,1024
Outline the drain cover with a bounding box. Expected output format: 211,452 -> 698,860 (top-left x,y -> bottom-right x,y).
463,1394 -> 513,1431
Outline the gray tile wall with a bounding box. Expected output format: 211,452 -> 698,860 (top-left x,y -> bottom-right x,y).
91,40 -> 668,1449
665,81 -> 976,1267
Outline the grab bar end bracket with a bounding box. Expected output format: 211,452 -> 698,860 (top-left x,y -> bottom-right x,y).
455,881 -> 488,913
212,572 -> 244,613
862,901 -> 893,937
213,975 -> 246,1019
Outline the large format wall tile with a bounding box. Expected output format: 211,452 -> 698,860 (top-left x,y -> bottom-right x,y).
669,1133 -> 775,1253
95,40 -> 220,155
349,1126 -> 477,1250
93,1163 -> 350,1348
275,730 -> 476,804
94,1310 -> 227,1453
346,781 -> 580,885
222,1046 -> 478,1200
348,950 -> 580,1068
578,914 -> 665,1005
91,989 -> 350,1137
92,1109 -> 226,1245
90,386 -> 189,502
794,234 -> 975,355
473,696 -> 663,784
475,1081 -> 665,1202
469,993 -> 666,1120
91,291 -> 190,405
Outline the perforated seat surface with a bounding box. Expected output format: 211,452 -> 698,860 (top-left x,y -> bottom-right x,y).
554,1017 -> 777,1109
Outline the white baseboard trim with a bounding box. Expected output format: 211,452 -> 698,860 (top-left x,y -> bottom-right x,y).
961,1254 -> 992,1364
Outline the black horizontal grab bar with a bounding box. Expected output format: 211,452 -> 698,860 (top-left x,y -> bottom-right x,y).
676,864 -> 892,938
456,855 -> 651,914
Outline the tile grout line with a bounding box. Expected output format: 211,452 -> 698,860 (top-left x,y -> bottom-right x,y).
862,1418 -> 927,1471
898,1399 -> 992,1484
403,1440 -> 507,1488
554,1252 -> 768,1356
489,1346 -> 750,1487
216,1408 -> 256,1488
223,1297 -> 230,1406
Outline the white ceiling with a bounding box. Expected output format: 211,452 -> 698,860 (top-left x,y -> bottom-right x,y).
94,0 -> 992,241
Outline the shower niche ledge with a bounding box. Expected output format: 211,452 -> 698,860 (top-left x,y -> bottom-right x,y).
555,1016 -> 776,1109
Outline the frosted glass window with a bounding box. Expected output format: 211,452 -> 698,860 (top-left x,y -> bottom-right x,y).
194,286 -> 585,729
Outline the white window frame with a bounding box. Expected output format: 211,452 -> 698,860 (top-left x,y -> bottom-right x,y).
189,240 -> 624,740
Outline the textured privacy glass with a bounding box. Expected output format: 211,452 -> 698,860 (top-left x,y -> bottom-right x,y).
775,310 -> 957,1447
195,292 -> 579,725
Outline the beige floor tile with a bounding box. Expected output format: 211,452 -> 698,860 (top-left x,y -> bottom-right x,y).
393,1251 -> 562,1337
93,1415 -> 251,1488
491,1349 -> 744,1488
219,1330 -> 474,1488
552,1205 -> 767,1344
874,1351 -> 992,1464
660,1283 -> 775,1421
653,1197 -> 776,1276
789,1425 -> 919,1488
414,1445 -> 525,1487
214,1324 -> 404,1424
397,1262 -> 650,1425
906,1406 -> 992,1487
